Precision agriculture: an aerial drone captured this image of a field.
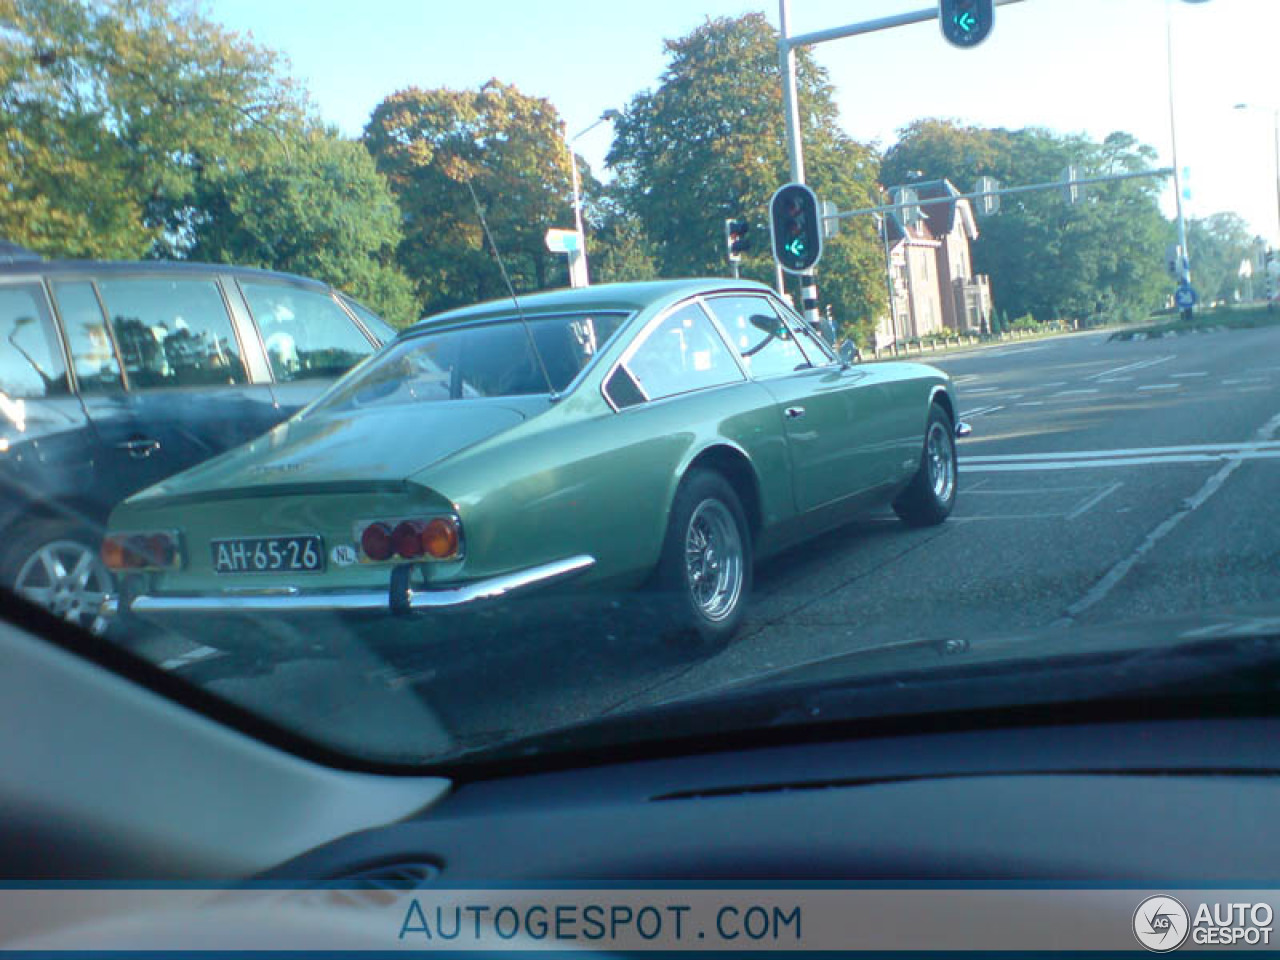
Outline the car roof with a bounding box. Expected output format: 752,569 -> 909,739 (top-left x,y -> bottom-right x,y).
409,278 -> 779,331
0,258 -> 331,289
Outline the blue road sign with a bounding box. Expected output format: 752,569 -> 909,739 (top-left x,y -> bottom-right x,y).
1175,284 -> 1198,309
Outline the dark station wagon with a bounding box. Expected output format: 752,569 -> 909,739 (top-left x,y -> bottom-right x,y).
0,258 -> 395,633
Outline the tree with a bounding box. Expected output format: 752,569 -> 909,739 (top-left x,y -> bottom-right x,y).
188,128 -> 419,326
605,13 -> 885,342
363,80 -> 576,315
883,119 -> 1171,324
1186,212 -> 1254,304
0,0 -> 301,259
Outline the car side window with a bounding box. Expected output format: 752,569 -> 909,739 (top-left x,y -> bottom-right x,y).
705,295 -> 810,379
0,283 -> 67,399
622,302 -> 743,402
96,278 -> 247,388
241,282 -> 376,383
339,294 -> 398,344
771,299 -> 835,366
52,281 -> 124,393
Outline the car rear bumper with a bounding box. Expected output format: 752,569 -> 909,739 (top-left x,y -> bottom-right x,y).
104,554 -> 596,619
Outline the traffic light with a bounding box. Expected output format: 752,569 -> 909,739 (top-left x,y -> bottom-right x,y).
769,183 -> 823,274
939,0 -> 995,48
724,218 -> 749,262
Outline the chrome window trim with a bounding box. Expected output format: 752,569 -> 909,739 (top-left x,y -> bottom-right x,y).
766,294 -> 837,367
702,292 -> 822,383
600,294 -> 746,413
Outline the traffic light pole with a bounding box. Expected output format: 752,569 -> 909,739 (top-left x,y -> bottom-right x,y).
777,0 -> 1028,330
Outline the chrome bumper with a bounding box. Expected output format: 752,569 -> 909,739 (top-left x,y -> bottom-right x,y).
956,421 -> 973,438
105,555 -> 595,618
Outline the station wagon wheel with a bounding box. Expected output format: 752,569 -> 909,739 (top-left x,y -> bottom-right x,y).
4,523 -> 116,637
655,469 -> 753,645
893,403 -> 958,528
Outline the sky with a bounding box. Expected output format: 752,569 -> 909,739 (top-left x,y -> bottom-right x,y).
205,0 -> 1280,244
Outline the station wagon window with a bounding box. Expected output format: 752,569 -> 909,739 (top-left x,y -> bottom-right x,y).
705,295 -> 810,379
0,284 -> 67,398
52,281 -> 123,393
240,282 -> 376,383
96,278 -> 246,388
339,294 -> 398,343
623,302 -> 742,402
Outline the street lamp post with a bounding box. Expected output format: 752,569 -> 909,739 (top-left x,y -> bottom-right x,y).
1234,103 -> 1280,249
1165,0 -> 1192,289
564,109 -> 621,288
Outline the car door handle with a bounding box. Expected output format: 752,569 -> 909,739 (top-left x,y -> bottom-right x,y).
784,406 -> 806,420
116,437 -> 161,459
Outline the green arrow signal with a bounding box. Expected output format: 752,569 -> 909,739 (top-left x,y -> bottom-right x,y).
955,10 -> 976,31
785,237 -> 807,257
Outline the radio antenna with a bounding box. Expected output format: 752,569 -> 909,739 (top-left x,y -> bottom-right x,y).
465,179 -> 557,400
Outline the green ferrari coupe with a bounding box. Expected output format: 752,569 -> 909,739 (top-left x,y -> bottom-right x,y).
103,279 -> 966,644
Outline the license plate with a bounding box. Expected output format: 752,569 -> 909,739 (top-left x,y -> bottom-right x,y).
211,535 -> 324,574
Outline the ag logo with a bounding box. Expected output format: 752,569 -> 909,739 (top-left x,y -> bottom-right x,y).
330,544 -> 357,567
1134,895 -> 1190,952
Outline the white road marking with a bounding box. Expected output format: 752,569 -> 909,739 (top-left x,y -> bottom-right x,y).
961,387 -> 1001,395
959,405 -> 1005,418
159,645 -> 220,671
965,485 -> 1100,494
1087,355 -> 1175,381
1097,376 -> 1134,383
1051,388 -> 1100,396
1041,381 -> 1068,387
1223,377 -> 1268,386
1137,383 -> 1181,391
1015,401 -> 1045,407
952,514 -> 1063,523
966,440 -> 1280,463
1066,481 -> 1124,520
1171,371 -> 1208,378
953,375 -> 980,384
967,449 -> 1280,472
1063,408 -> 1280,619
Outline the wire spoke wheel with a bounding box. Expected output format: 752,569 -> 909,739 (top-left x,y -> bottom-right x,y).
927,420 -> 956,503
683,499 -> 744,623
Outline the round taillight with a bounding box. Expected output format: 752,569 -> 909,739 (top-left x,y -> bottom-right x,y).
101,537 -> 127,570
125,536 -> 151,569
422,517 -> 460,559
145,533 -> 174,567
392,520 -> 425,559
360,522 -> 394,561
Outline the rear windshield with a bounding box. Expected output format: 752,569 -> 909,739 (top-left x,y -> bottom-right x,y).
307,311 -> 628,414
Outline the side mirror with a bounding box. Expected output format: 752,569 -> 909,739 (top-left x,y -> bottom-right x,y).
837,340 -> 861,365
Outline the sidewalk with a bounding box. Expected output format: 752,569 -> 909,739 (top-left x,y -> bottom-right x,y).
862,324 -> 1109,363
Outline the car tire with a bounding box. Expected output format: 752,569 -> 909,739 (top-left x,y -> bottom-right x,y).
893,403 -> 958,528
2,520 -> 116,636
653,469 -> 753,646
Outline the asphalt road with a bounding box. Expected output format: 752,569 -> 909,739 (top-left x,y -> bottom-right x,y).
137,324 -> 1280,762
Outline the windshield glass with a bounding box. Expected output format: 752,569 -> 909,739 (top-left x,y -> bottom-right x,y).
3,0 -> 1278,770
309,312 -> 628,412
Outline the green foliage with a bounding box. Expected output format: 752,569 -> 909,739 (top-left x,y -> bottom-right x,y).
188,128 -> 418,326
883,119 -> 1171,324
606,13 -> 885,343
1,0 -> 301,259
363,80 -> 575,315
1186,213 -> 1255,304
